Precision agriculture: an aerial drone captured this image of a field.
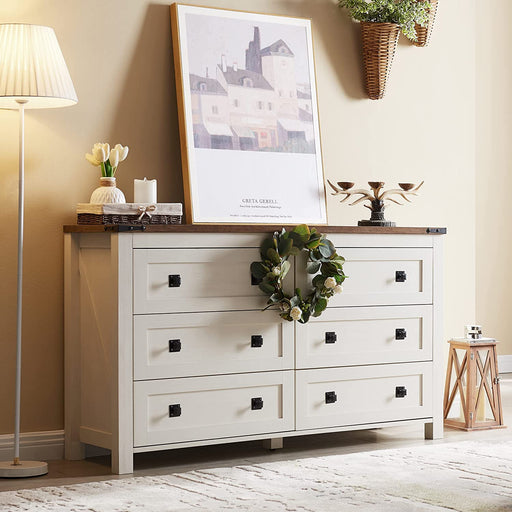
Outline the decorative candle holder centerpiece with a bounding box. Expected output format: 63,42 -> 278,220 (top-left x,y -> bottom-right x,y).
328,180 -> 424,227
85,142 -> 129,203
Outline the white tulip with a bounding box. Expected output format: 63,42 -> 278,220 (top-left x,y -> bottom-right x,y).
324,277 -> 336,289
334,284 -> 344,294
109,148 -> 120,168
290,306 -> 302,321
85,153 -> 100,166
92,142 -> 109,163
92,144 -> 108,162
114,143 -> 129,162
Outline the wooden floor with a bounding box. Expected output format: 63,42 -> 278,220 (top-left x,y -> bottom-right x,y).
1,375 -> 510,492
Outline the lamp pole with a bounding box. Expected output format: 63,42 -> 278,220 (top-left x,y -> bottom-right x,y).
14,100 -> 27,466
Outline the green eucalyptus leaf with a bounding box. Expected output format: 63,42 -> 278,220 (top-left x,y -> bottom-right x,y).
278,237 -> 293,257
250,261 -> 269,279
305,237 -> 322,250
309,249 -> 321,261
306,261 -> 321,274
321,262 -> 339,276
300,310 -> 311,324
312,274 -> 325,289
288,232 -> 305,250
267,248 -> 281,265
314,297 -> 328,314
290,295 -> 300,308
260,238 -> 275,260
293,224 -> 310,240
318,240 -> 335,259
281,260 -> 291,278
259,282 -> 275,294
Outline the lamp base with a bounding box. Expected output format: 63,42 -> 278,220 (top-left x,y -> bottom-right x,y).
0,460 -> 48,478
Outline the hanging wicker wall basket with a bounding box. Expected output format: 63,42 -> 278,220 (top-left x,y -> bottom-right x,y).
413,0 -> 439,47
360,21 -> 400,100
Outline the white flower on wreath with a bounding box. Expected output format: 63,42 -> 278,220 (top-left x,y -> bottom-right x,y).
324,277 -> 336,289
334,284 -> 344,294
272,266 -> 281,276
290,306 -> 302,321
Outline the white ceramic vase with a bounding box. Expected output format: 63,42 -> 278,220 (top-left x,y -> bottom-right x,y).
90,177 -> 126,204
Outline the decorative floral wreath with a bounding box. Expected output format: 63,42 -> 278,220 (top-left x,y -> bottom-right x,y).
251,225 -> 346,323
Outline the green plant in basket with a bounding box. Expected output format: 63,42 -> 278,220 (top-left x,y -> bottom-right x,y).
338,0 -> 431,41
251,225 -> 347,324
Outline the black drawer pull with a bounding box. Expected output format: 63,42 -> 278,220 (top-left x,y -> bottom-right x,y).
251,397 -> 264,410
169,404 -> 182,417
325,331 -> 337,344
325,391 -> 337,404
395,328 -> 407,340
251,274 -> 263,286
395,386 -> 407,398
168,274 -> 182,287
168,339 -> 182,352
251,335 -> 263,348
395,271 -> 407,282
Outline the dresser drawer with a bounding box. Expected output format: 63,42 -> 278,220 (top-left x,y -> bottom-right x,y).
296,363 -> 432,430
328,248 -> 432,306
134,311 -> 293,380
296,306 -> 432,369
133,248 -> 268,314
133,371 -> 294,447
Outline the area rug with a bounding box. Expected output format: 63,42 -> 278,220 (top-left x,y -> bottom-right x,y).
1,440 -> 511,511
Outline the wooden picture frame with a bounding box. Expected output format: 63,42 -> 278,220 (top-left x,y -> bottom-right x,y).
171,3 -> 327,225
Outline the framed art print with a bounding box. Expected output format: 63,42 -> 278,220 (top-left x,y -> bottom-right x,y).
171,4 -> 327,224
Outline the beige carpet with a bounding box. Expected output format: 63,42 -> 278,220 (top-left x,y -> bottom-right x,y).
1,440 -> 511,511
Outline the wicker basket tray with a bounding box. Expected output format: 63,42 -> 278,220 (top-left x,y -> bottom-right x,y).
77,203 -> 182,225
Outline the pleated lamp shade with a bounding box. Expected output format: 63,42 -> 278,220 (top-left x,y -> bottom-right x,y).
0,23 -> 77,109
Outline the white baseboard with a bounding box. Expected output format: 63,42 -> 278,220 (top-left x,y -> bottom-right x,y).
0,430 -> 64,462
499,355 -> 512,374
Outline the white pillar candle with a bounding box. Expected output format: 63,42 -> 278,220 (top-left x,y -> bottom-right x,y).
134,177 -> 157,204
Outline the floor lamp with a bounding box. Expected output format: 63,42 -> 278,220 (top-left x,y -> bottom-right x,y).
0,24 -> 77,478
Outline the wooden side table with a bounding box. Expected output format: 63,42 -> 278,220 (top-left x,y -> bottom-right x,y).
444,338 -> 505,431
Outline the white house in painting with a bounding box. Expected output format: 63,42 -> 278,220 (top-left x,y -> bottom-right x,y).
190,27 -> 314,153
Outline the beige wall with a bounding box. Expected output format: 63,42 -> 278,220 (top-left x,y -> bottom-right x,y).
0,0 -> 476,434
476,1 -> 512,355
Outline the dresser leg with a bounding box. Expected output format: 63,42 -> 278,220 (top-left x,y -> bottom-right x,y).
65,440 -> 85,461
263,437 -> 283,450
424,419 -> 443,440
111,449 -> 133,475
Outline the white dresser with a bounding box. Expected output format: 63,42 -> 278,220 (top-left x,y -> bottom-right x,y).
64,225 -> 445,474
